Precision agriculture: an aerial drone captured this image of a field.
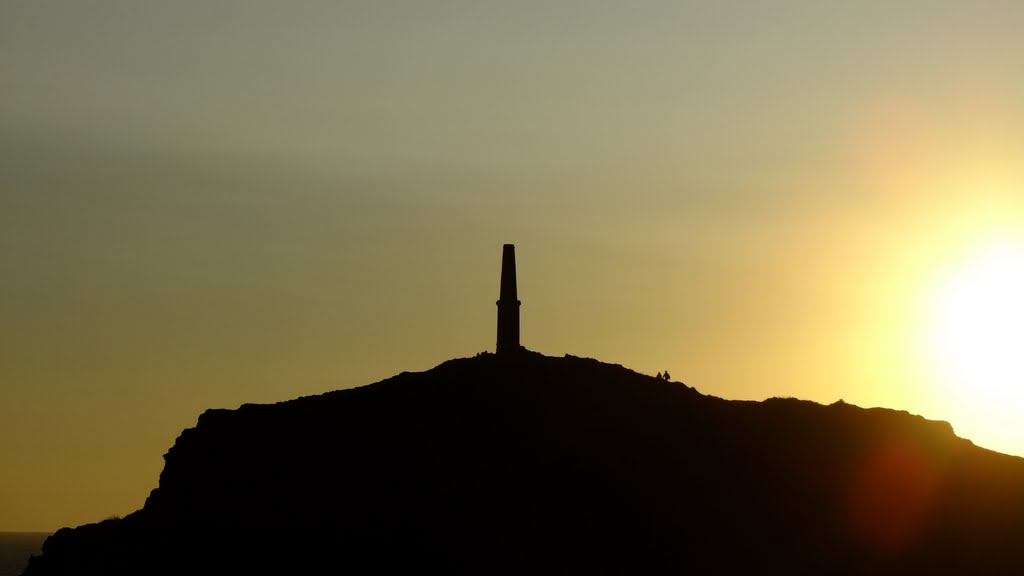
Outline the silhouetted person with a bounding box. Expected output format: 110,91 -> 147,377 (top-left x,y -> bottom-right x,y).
496,244 -> 521,355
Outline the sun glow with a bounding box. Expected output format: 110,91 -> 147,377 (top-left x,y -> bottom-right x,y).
927,239 -> 1024,429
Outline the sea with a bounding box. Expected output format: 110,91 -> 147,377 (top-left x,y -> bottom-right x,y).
0,533 -> 49,576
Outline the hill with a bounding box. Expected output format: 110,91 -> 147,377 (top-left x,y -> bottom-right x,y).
22,351 -> 1024,574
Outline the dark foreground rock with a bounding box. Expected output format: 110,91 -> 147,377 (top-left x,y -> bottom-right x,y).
23,351 -> 1024,574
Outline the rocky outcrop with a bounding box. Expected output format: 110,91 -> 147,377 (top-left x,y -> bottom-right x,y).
23,351 -> 1024,574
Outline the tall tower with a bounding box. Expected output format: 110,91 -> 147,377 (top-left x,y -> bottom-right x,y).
496,244 -> 521,355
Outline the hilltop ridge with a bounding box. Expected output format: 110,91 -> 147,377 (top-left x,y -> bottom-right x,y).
23,351 -> 1024,574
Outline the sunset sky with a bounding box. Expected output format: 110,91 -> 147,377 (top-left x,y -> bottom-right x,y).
4,1 -> 1024,532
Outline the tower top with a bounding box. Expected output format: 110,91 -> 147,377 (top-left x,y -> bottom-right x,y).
499,244 -> 518,302
496,244 -> 521,355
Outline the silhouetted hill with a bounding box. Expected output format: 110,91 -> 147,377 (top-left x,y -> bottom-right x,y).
22,351 -> 1024,574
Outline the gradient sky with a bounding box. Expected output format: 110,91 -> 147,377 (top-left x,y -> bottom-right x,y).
4,1 -> 1024,532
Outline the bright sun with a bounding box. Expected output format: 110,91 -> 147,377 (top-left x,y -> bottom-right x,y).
929,240 -> 1024,413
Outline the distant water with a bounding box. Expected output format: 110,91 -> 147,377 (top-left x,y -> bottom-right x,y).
0,533 -> 49,576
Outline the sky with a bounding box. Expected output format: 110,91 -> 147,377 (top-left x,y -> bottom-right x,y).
3,1 -> 1024,532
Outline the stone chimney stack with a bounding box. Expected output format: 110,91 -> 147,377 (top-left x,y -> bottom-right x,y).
496,244 -> 521,355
